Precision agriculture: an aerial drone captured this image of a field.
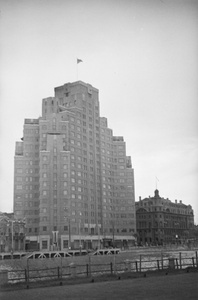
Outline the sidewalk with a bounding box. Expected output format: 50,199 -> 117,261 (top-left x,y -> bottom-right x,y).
1,270 -> 198,300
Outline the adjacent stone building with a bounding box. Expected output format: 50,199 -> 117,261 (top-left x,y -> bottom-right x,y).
0,212 -> 26,252
13,81 -> 136,251
135,189 -> 194,245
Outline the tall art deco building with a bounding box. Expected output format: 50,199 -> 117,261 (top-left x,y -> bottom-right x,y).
13,81 -> 136,251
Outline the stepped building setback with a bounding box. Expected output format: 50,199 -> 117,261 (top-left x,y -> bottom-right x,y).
13,81 -> 136,251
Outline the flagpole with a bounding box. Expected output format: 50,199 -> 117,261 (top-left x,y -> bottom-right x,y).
76,58 -> 78,81
155,177 -> 159,189
76,58 -> 83,81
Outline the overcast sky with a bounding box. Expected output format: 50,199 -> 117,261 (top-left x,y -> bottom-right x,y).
0,0 -> 198,223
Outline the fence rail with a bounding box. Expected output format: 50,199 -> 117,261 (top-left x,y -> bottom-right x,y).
1,251 -> 197,288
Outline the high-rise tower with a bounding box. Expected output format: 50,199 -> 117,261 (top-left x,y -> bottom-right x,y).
13,81 -> 136,251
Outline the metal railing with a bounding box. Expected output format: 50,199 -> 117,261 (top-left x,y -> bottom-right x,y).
0,251 -> 196,287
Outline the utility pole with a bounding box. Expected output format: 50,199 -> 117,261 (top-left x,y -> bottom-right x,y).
11,220 -> 14,252
79,211 -> 82,254
68,218 -> 71,249
64,207 -> 71,249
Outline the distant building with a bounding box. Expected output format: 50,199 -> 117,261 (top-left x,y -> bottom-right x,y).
0,212 -> 26,252
135,189 -> 194,245
13,81 -> 136,251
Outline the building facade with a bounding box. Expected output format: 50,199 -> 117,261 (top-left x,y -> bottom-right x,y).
13,81 -> 136,251
135,189 -> 194,246
0,212 -> 26,252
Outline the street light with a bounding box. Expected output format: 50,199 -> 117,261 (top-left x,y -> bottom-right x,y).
98,224 -> 101,249
64,207 -> 71,249
78,212 -> 82,255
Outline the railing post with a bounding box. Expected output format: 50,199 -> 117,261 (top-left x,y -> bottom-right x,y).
176,258 -> 179,269
192,257 -> 195,268
25,269 -> 27,284
60,257 -> 62,284
88,254 -> 91,277
110,262 -> 113,274
113,254 -> 116,274
157,260 -> 160,270
139,255 -> 142,273
195,251 -> 198,268
26,259 -> 29,289
58,266 -> 60,279
135,261 -> 138,272
179,252 -> 182,269
86,264 -> 89,277
161,252 -> 164,270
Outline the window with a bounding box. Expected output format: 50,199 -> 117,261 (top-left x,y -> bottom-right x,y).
42,240 -> 48,249
63,240 -> 68,248
16,185 -> 22,189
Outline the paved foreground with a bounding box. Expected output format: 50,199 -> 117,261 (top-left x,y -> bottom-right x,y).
0,272 -> 198,300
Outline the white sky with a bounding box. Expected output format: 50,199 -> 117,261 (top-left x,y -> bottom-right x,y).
0,0 -> 198,223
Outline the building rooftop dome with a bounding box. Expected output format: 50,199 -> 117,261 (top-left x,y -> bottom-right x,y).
154,189 -> 160,198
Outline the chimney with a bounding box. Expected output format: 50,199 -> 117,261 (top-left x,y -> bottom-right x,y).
139,196 -> 141,201
175,200 -> 177,204
180,200 -> 182,204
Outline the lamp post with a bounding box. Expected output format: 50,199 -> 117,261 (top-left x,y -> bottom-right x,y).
111,220 -> 115,248
79,212 -> 82,254
97,225 -> 99,249
64,207 -> 71,249
11,220 -> 14,252
68,218 -> 71,249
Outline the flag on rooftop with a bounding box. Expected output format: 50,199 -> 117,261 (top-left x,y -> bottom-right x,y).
77,58 -> 83,64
